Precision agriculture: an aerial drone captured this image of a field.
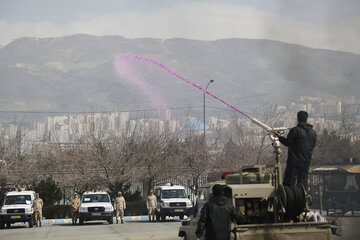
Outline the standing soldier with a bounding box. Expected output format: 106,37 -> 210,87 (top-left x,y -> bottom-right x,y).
114,191 -> 126,224
33,193 -> 43,227
70,193 -> 81,225
146,190 -> 157,222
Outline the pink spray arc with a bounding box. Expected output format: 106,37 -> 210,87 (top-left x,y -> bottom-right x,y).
114,53 -> 251,120
114,54 -> 167,110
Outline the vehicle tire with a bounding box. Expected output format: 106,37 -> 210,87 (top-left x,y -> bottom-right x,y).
79,218 -> 84,225
156,212 -> 160,221
28,217 -> 34,228
108,216 -> 114,224
179,215 -> 184,220
161,213 -> 166,222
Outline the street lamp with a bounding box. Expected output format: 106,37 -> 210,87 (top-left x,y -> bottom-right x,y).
203,79 -> 214,140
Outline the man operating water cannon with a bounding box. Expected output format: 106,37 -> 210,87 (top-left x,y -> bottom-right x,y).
249,114 -> 317,222
250,111 -> 317,188
273,111 -> 317,189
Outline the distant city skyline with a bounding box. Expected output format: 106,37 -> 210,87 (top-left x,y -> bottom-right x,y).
1,95 -> 359,149
1,0 -> 359,53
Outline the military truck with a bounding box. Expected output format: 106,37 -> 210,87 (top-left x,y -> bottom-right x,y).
179,119 -> 334,240
179,165 -> 333,240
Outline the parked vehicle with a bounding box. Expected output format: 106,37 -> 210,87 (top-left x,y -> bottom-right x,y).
309,164 -> 360,216
0,189 -> 36,228
155,184 -> 193,221
78,190 -> 114,224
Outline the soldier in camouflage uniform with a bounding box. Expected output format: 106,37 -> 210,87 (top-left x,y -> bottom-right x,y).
70,193 -> 81,225
114,191 -> 126,224
33,193 -> 43,227
146,190 -> 157,222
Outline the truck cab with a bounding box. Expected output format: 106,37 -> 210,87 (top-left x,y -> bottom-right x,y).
155,184 -> 193,221
78,190 -> 114,224
0,190 -> 36,228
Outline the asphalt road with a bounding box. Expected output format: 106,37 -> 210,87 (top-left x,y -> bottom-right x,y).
333,217 -> 360,240
0,217 -> 358,240
0,220 -> 182,240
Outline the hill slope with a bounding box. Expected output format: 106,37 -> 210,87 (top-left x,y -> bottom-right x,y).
0,34 -> 359,111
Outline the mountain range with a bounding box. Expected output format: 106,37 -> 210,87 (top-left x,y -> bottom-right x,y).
0,34 -> 359,112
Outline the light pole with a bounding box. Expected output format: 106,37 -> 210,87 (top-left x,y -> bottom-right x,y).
203,79 -> 214,140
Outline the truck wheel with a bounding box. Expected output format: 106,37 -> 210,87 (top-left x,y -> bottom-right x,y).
28,217 -> 34,228
108,217 -> 114,224
79,218 -> 84,225
156,212 -> 160,221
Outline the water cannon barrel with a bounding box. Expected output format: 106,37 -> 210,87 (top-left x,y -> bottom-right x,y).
250,118 -> 272,131
273,127 -> 290,132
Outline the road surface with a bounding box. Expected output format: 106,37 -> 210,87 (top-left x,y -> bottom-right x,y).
0,219 -> 181,240
0,217 -> 358,240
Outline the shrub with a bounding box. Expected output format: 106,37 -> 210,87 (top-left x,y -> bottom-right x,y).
43,205 -> 71,219
124,199 -> 147,216
34,178 -> 62,206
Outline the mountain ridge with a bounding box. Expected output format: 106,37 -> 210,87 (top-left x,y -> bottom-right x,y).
0,34 -> 359,112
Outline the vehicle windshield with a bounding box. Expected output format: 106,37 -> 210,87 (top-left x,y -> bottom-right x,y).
4,195 -> 32,205
161,189 -> 186,198
82,194 -> 110,203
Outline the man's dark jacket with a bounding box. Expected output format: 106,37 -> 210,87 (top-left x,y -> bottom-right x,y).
279,122 -> 317,168
195,196 -> 235,240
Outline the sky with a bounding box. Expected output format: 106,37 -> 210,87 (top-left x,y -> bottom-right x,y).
1,0 -> 359,53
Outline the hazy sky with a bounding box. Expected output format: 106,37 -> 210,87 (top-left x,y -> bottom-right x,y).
1,0 -> 359,53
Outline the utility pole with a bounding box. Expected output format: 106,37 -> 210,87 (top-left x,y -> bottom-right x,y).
203,80 -> 214,141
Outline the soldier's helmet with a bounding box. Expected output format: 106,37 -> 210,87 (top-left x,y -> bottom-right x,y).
118,191 -> 122,196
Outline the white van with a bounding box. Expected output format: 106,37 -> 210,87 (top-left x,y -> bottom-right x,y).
155,184 -> 193,221
0,190 -> 36,228
78,190 -> 114,224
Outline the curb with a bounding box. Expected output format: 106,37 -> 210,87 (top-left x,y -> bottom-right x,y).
12,215 -> 181,226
